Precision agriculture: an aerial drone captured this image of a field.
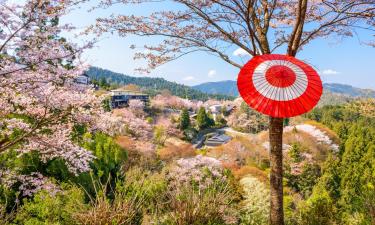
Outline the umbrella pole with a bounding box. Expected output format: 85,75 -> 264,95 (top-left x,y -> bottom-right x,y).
269,117 -> 284,225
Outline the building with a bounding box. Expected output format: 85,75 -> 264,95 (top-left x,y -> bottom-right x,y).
205,134 -> 232,147
110,89 -> 149,109
75,73 -> 91,85
207,104 -> 236,120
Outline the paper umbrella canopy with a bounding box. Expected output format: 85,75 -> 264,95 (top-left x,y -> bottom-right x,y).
237,54 -> 322,118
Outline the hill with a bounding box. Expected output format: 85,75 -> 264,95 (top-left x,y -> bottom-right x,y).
86,67 -> 234,101
192,80 -> 375,101
193,80 -> 238,96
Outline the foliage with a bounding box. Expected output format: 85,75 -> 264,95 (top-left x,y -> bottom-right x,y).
153,125 -> 167,146
239,176 -> 269,225
288,142 -> 303,163
0,0 -> 102,176
227,101 -> 268,133
296,188 -> 337,225
182,127 -> 198,142
215,114 -> 228,128
73,187 -> 143,225
285,163 -> 322,198
165,156 -> 239,224
303,101 -> 375,224
196,107 -> 215,130
13,185 -> 85,225
179,108 -> 190,130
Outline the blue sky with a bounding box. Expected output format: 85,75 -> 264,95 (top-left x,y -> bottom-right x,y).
62,1 -> 375,89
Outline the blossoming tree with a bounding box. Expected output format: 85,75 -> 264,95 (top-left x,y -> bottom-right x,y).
0,0 -> 102,180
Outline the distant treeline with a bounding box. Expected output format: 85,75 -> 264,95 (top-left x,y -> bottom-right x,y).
86,67 -> 234,101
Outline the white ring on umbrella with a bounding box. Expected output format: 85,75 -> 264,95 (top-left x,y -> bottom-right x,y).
252,60 -> 308,101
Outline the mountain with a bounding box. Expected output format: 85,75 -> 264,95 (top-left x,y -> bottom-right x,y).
86,67 -> 234,101
322,83 -> 375,98
192,80 -> 375,98
193,80 -> 238,96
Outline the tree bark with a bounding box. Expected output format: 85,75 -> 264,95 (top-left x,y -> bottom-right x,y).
269,117 -> 284,225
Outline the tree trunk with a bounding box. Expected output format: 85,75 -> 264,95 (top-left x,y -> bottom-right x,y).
269,117 -> 284,225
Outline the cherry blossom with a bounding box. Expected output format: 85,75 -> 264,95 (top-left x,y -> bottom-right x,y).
0,0 -> 101,175
284,124 -> 339,152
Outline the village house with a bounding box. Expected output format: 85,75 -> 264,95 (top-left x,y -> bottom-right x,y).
205,133 -> 232,147
207,104 -> 236,119
110,89 -> 149,109
74,73 -> 91,85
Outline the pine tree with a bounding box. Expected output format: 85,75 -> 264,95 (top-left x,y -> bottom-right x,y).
196,107 -> 214,130
180,108 -> 190,130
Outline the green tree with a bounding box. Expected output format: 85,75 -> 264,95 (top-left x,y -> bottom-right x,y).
215,114 -> 227,128
179,108 -> 190,130
196,107 -> 214,130
99,77 -> 110,89
153,125 -> 167,146
288,142 -> 302,163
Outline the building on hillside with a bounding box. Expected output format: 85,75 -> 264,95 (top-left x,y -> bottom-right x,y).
75,73 -> 91,85
110,89 -> 149,109
207,104 -> 236,120
205,134 -> 232,147
209,105 -> 222,114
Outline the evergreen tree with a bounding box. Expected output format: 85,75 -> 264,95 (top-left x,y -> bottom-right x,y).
180,108 -> 190,130
288,142 -> 302,163
196,107 -> 214,130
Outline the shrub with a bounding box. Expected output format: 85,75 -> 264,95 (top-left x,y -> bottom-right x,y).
14,185 -> 85,225
153,125 -> 167,146
73,191 -> 143,225
296,188 -> 337,225
239,176 -> 269,225
182,127 -> 198,141
165,156 -> 239,224
158,142 -> 196,161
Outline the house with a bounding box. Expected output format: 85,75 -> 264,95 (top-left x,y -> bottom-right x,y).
75,73 -> 91,85
209,104 -> 222,114
205,134 -> 232,147
110,89 -> 149,109
207,104 -> 236,120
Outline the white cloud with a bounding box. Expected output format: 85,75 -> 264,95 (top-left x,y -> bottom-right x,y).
208,70 -> 216,78
321,69 -> 340,75
183,76 -> 195,81
233,48 -> 250,57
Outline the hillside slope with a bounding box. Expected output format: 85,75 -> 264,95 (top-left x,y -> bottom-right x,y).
193,80 -> 375,98
86,67 -> 233,101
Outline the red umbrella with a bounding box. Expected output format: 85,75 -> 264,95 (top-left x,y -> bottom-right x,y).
237,54 -> 322,118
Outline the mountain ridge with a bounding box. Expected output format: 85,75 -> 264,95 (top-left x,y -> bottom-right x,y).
192,80 -> 375,98
86,67 -> 234,101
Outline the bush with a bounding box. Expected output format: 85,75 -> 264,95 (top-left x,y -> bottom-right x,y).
14,185 -> 85,225
153,125 -> 167,146
73,191 -> 143,225
296,188 -> 337,225
183,127 -> 198,141
165,156 -> 240,224
239,176 -> 269,225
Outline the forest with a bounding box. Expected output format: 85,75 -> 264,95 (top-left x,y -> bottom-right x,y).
87,67 -> 234,101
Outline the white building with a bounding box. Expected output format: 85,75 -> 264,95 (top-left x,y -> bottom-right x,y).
75,74 -> 91,85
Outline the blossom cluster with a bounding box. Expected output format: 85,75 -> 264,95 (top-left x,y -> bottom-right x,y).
17,173 -> 59,197
98,108 -> 153,139
284,124 -> 339,152
0,171 -> 58,197
168,155 -> 225,190
151,94 -> 202,111
0,1 -> 103,179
